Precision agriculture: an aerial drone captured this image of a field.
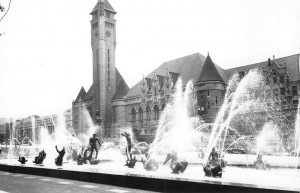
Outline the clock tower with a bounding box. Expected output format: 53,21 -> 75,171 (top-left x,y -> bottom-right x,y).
90,0 -> 117,135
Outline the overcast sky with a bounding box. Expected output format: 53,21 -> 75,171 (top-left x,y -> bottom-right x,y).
0,0 -> 299,118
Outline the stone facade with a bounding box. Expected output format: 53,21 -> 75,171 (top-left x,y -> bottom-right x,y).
64,109 -> 73,132
12,113 -> 76,144
0,118 -> 13,143
72,0 -> 300,143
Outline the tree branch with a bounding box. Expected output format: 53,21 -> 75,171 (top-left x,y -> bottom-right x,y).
0,0 -> 12,23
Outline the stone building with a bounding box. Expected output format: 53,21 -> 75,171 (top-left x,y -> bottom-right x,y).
72,0 -> 129,140
72,0 -> 300,143
64,109 -> 73,132
14,113 -> 74,144
0,118 -> 13,143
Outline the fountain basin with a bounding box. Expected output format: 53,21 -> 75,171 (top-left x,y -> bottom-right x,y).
224,154 -> 300,168
0,158 -> 299,193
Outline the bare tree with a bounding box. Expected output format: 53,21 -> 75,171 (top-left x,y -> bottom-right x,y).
0,0 -> 12,36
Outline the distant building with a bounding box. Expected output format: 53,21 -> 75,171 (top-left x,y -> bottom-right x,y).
64,109 -> 73,132
72,0 -> 300,143
15,114 -> 61,144
0,118 -> 13,143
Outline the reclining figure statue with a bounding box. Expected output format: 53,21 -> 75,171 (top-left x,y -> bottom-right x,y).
33,150 -> 46,164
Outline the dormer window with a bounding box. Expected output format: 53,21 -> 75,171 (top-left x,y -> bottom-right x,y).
239,71 -> 245,78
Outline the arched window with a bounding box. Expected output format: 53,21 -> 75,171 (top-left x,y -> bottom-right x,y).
138,107 -> 143,123
131,108 -> 136,126
154,105 -> 159,120
161,103 -> 166,111
146,106 -> 151,123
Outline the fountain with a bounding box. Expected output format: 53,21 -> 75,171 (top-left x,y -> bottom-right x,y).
294,101 -> 300,167
1,69 -> 300,192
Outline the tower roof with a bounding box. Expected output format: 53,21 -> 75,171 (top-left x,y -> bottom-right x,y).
74,87 -> 87,103
196,54 -> 224,83
90,0 -> 116,14
83,84 -> 95,101
112,68 -> 130,99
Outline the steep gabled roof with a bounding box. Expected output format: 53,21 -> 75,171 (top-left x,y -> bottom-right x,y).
125,53 -> 209,98
225,54 -> 300,82
83,84 -> 95,101
74,87 -> 86,103
90,0 -> 116,14
112,68 -> 129,99
104,0 -> 115,12
196,54 -> 224,83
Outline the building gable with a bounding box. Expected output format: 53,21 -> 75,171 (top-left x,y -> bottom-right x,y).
74,87 -> 86,103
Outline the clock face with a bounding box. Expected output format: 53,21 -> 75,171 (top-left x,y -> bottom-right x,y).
105,30 -> 111,37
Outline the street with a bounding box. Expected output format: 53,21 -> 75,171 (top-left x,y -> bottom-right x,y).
0,171 -> 156,193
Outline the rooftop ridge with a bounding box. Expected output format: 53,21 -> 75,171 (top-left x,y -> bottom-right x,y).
225,53 -> 300,70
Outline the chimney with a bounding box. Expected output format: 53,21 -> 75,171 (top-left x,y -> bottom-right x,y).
268,58 -> 271,66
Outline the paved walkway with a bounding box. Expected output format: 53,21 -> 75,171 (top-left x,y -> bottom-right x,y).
0,171 -> 156,193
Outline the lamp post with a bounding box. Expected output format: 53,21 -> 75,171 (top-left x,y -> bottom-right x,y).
198,106 -> 204,116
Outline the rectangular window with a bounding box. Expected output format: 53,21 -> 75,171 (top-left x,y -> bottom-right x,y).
208,101 -> 210,110
280,76 -> 284,83
105,22 -> 115,29
216,96 -> 218,104
273,77 -> 277,84
292,86 -> 298,96
207,91 -> 210,97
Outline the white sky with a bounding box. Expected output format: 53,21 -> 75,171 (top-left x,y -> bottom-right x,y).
0,0 -> 299,118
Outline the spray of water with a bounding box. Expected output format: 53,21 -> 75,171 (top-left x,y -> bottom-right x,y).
204,69 -> 265,162
148,79 -> 202,161
256,122 -> 283,155
294,100 -> 300,167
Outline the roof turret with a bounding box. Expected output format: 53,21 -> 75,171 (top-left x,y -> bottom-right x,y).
196,54 -> 224,83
